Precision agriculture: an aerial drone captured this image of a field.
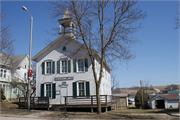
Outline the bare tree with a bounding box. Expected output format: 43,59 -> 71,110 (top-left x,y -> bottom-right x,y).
48,0 -> 146,114
111,75 -> 119,90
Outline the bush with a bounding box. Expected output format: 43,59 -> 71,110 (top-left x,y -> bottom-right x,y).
135,89 -> 148,109
1,88 -> 6,101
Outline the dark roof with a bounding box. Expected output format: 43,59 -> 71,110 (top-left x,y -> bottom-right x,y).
149,94 -> 179,101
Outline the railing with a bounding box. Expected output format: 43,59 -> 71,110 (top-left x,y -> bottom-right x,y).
64,95 -> 112,106
19,97 -> 49,109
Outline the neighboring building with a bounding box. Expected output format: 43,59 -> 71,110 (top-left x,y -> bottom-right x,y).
0,52 -> 34,100
149,94 -> 179,109
32,8 -> 112,105
112,94 -> 129,107
168,91 -> 180,94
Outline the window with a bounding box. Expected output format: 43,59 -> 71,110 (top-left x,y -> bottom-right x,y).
4,70 -> 6,78
0,69 -> 2,77
78,59 -> 84,72
25,65 -> 26,69
42,61 -> 55,74
73,58 -> 88,72
63,46 -> 66,51
46,84 -> 51,97
13,87 -> 18,94
57,59 -> 71,74
46,62 -> 51,74
72,82 -> 90,97
24,73 -> 27,80
0,69 -> 8,78
62,60 -> 67,73
79,83 -> 84,96
41,83 -> 56,99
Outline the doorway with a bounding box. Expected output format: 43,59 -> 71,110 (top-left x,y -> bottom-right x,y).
60,87 -> 67,104
156,100 -> 165,109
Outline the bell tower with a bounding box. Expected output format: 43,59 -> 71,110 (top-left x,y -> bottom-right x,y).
58,7 -> 76,39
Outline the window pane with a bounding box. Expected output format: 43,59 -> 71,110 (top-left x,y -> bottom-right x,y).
79,83 -> 84,96
62,60 -> 67,73
46,62 -> 51,74
78,59 -> 84,72
46,84 -> 51,97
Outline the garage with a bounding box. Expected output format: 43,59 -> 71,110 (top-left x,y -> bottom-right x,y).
156,100 -> 165,109
149,94 -> 179,109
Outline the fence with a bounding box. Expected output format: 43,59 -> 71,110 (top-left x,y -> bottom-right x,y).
65,95 -> 112,106
19,97 -> 49,109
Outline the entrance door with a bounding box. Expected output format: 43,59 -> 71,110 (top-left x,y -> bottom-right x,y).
60,87 -> 67,104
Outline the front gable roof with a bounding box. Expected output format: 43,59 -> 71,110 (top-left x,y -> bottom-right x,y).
32,35 -> 111,71
149,94 -> 179,101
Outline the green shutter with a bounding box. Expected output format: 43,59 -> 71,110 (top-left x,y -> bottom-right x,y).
41,84 -> 44,97
86,82 -> 90,96
73,59 -> 76,72
52,83 -> 56,99
73,82 -> 77,96
52,61 -> 55,74
42,62 -> 45,74
57,60 -> 60,74
68,60 -> 71,73
85,58 -> 88,72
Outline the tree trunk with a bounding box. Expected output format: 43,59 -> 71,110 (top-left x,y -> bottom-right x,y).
96,83 -> 101,114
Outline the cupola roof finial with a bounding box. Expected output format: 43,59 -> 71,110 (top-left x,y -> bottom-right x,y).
62,7 -> 71,19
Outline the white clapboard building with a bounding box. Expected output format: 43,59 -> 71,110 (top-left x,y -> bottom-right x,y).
32,8 -> 111,105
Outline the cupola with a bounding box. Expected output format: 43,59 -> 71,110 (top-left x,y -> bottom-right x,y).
58,7 -> 76,39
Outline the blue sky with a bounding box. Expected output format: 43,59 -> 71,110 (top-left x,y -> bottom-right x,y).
1,1 -> 179,88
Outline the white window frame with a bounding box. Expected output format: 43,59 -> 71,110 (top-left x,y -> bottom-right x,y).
44,60 -> 53,74
76,81 -> 86,96
0,68 -> 7,78
61,60 -> 68,73
78,82 -> 85,96
46,84 -> 51,98
44,83 -> 53,98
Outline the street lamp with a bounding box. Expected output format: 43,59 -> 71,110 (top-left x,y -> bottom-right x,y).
22,6 -> 33,111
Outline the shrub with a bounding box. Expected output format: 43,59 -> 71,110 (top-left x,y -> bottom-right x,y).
1,88 -> 6,101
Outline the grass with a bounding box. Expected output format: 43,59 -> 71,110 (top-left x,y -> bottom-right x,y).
0,109 -> 37,115
0,101 -> 18,109
0,101 -> 179,119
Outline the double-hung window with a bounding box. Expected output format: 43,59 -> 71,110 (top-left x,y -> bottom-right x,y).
41,83 -> 56,99
62,60 -> 67,73
46,62 -> 51,74
57,59 -> 71,74
73,58 -> 88,72
78,59 -> 84,72
46,84 -> 51,97
42,61 -> 55,74
72,81 -> 90,97
79,83 -> 84,96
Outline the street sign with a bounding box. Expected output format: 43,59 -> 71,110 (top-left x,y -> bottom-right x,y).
28,69 -> 33,77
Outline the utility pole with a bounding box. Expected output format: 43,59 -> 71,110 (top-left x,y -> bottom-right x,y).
140,80 -> 144,109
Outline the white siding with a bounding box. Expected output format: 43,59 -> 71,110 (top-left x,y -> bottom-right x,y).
35,38 -> 111,104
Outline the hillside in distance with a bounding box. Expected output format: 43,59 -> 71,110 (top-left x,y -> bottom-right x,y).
112,84 -> 180,97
